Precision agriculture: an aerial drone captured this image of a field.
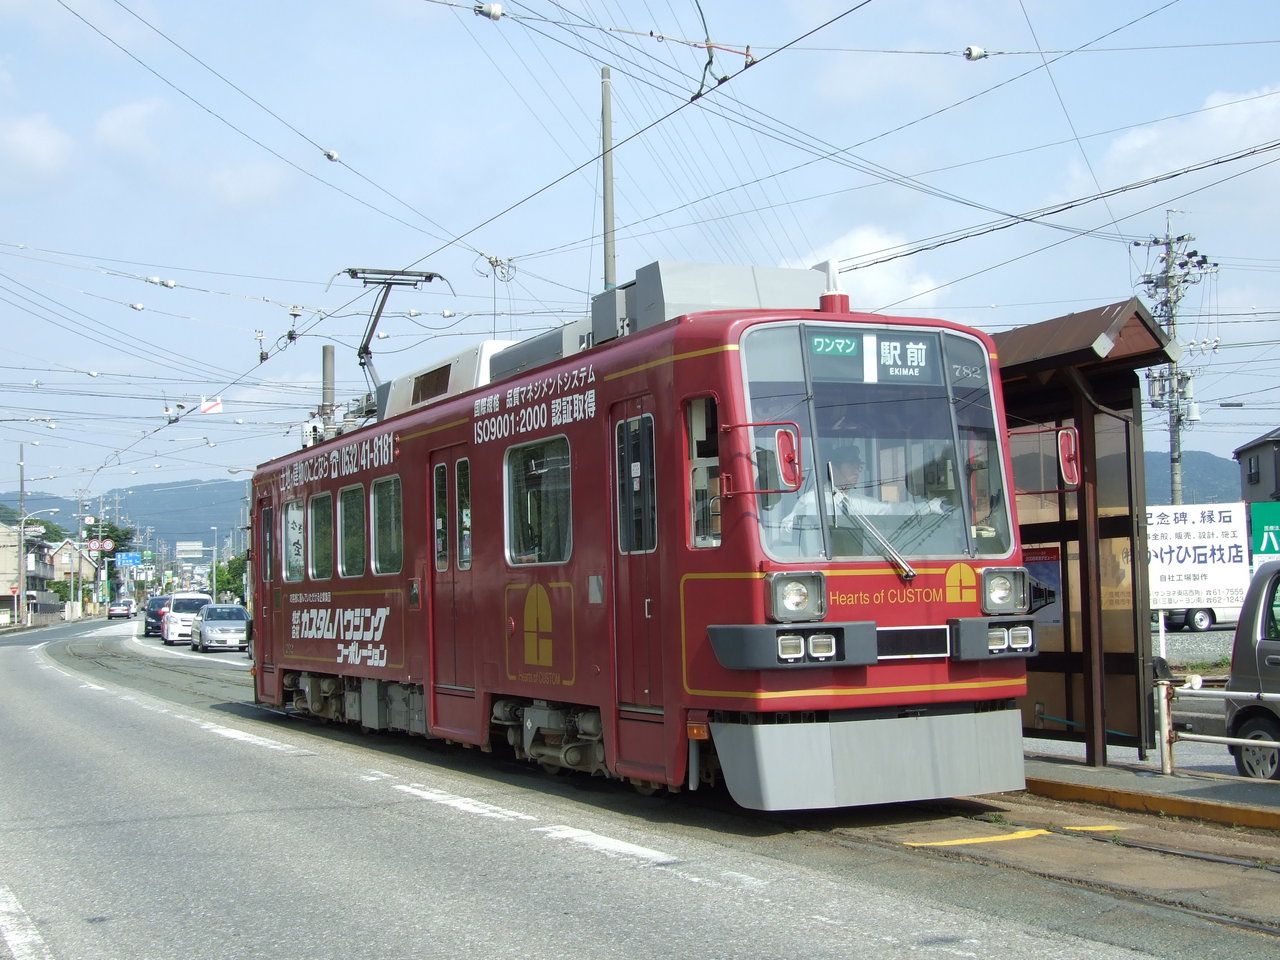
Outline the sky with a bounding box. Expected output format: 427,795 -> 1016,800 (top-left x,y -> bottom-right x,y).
2,0 -> 1279,505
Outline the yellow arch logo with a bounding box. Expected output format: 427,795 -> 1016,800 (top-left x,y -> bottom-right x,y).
945,563 -> 978,603
523,583 -> 554,667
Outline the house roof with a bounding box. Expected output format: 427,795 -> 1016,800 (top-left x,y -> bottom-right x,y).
1234,427 -> 1280,457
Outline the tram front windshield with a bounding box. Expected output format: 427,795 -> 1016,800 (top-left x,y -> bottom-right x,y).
743,322 -> 1014,561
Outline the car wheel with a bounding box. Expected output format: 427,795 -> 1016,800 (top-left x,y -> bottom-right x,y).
1234,716 -> 1280,779
1187,608 -> 1215,632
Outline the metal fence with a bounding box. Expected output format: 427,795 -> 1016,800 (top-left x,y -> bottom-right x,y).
1154,678 -> 1280,774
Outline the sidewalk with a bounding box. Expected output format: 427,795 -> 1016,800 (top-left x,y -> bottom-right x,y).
1023,750 -> 1280,830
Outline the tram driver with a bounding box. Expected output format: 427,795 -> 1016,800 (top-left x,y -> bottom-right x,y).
779,446 -> 947,538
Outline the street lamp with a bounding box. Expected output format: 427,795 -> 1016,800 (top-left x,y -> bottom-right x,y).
16,508 -> 59,627
210,526 -> 218,600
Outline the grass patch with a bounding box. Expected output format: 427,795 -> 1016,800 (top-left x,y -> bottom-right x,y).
1169,656 -> 1231,674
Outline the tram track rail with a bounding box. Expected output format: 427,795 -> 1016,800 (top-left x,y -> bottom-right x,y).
835,821 -> 1280,939
42,626 -> 1280,940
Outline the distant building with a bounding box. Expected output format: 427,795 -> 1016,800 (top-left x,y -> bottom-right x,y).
1233,428 -> 1280,502
0,522 -> 61,623
50,539 -> 99,596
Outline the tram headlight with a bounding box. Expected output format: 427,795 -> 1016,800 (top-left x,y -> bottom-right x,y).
1009,624 -> 1034,650
808,633 -> 837,659
767,572 -> 826,622
981,567 -> 1029,615
777,634 -> 806,660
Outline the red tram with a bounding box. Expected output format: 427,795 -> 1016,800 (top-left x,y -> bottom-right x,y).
250,261 -> 1040,810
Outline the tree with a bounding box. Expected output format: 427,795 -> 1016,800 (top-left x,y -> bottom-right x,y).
85,521 -> 135,602
224,551 -> 249,603
0,505 -> 67,543
93,521 -> 135,553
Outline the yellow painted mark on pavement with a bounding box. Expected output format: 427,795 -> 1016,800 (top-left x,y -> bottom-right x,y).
905,828 -> 1050,847
1063,825 -> 1125,832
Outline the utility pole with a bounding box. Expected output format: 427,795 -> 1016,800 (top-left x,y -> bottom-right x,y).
601,66 -> 616,291
1135,212 -> 1216,504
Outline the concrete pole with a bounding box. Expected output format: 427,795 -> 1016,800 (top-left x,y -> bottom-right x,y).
601,66 -> 616,291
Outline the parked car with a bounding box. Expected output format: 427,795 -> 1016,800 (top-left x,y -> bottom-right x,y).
190,604 -> 251,652
161,592 -> 213,645
107,599 -> 136,619
1224,559 -> 1280,779
143,596 -> 171,637
1152,606 -> 1240,633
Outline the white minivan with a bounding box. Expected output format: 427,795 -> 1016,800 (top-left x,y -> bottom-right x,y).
161,592 -> 214,645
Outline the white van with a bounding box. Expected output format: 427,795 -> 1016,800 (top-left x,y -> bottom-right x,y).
161,592 -> 214,645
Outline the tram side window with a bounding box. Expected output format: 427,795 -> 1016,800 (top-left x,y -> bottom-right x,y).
309,492 -> 333,580
338,484 -> 366,577
372,475 -> 404,575
433,464 -> 448,572
944,333 -> 1012,555
283,499 -> 304,582
457,459 -> 472,570
687,397 -> 721,548
261,506 -> 274,582
616,414 -> 656,553
508,437 -> 571,565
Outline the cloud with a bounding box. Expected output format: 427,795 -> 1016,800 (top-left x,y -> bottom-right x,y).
1084,86 -> 1280,219
0,113 -> 73,185
789,224 -> 942,311
94,98 -> 167,157
207,161 -> 290,206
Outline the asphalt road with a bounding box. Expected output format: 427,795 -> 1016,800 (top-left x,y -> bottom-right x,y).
1,619 -> 1276,960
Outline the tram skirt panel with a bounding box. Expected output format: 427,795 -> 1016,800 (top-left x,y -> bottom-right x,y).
710,708 -> 1025,810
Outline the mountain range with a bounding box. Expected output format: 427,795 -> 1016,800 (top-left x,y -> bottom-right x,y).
2,478 -> 251,559
2,449 -> 1244,558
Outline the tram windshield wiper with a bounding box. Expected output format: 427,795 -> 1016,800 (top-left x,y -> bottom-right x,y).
826,462 -> 916,582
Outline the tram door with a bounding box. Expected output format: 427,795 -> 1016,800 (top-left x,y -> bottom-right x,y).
612,398 -> 662,707
429,449 -> 475,691
257,498 -> 278,667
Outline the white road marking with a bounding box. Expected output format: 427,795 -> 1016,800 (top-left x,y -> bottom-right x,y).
534,825 -> 681,866
0,884 -> 54,960
394,784 -> 537,821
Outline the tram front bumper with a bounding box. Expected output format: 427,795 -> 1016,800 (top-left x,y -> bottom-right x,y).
710,706 -> 1025,810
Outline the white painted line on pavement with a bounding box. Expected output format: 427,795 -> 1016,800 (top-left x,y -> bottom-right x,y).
0,883 -> 54,960
534,825 -> 681,866
394,783 -> 537,821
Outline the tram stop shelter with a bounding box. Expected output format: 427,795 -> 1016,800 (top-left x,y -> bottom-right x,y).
992,297 -> 1177,766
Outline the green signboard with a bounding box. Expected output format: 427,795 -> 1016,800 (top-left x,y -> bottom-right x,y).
1251,501 -> 1280,565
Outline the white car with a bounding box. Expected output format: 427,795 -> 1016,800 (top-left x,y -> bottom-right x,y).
161,593 -> 213,645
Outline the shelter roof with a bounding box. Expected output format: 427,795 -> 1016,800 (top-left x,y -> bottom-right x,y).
992,297 -> 1176,381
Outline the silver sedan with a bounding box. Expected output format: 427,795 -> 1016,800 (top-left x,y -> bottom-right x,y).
189,604 -> 252,652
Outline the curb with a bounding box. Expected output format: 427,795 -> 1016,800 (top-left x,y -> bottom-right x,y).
1024,777 -> 1280,830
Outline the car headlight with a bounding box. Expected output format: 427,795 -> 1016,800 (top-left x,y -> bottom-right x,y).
767,572 -> 826,622
982,567 -> 1029,615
